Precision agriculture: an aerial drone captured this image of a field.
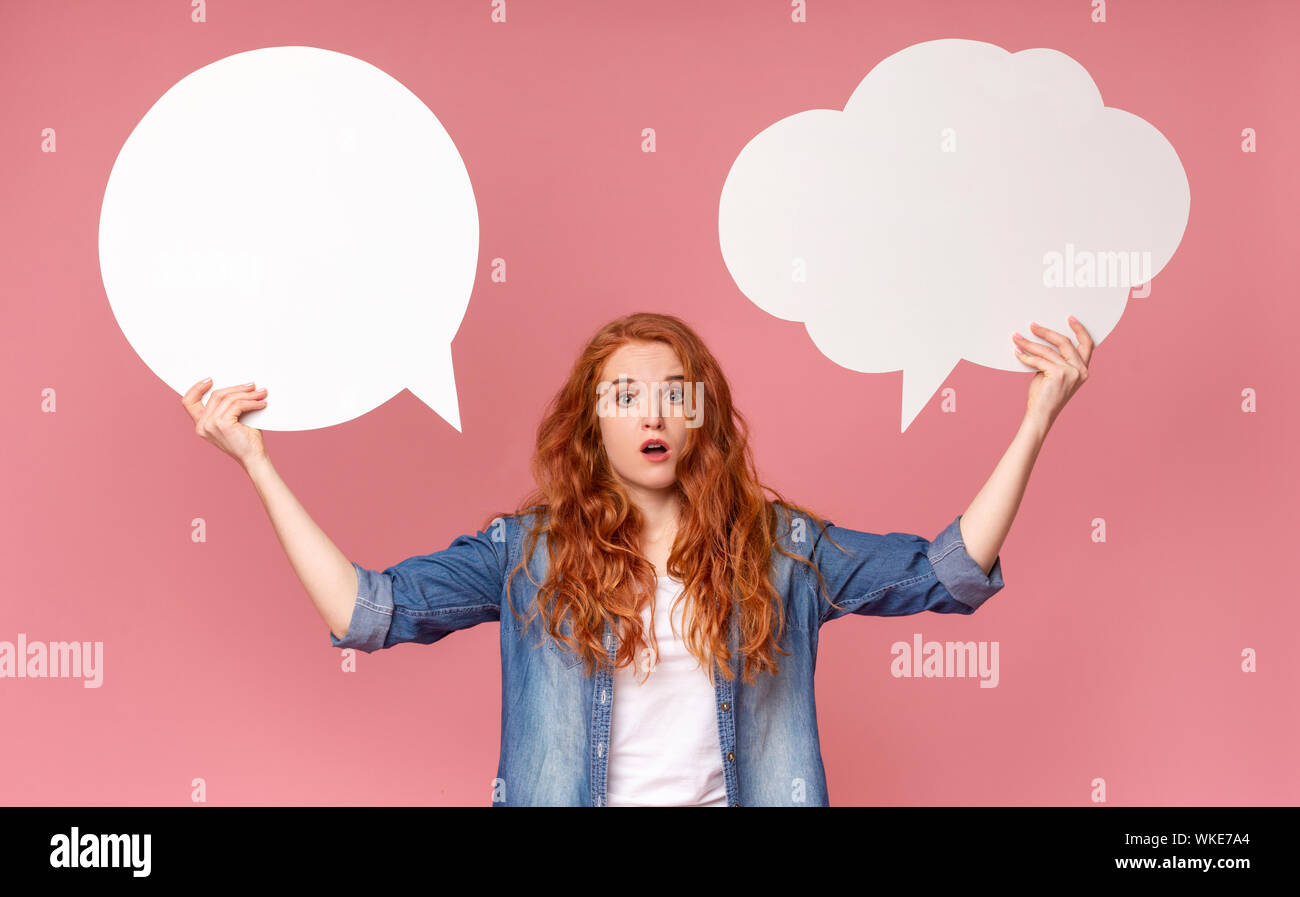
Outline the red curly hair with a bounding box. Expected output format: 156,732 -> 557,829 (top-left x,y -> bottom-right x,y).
484,312 -> 844,686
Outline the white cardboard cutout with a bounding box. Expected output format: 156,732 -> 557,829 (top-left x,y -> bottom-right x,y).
100,46 -> 477,432
719,39 -> 1190,431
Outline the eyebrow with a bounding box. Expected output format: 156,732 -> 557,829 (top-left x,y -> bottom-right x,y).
610,375 -> 685,385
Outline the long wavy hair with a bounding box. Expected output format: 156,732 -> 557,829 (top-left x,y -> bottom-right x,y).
484,312 -> 846,686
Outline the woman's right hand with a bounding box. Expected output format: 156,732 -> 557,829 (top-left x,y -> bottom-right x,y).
181,378 -> 269,468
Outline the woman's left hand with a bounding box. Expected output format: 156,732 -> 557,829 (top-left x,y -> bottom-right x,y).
1012,316 -> 1094,431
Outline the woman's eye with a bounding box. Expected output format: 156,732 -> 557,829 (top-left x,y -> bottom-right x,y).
666,387 -> 683,403
617,391 -> 636,406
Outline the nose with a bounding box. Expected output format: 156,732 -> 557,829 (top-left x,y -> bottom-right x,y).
638,395 -> 666,425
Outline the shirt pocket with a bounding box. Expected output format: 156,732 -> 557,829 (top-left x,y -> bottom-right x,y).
546,636 -> 586,670
501,581 -> 588,670
530,613 -> 586,669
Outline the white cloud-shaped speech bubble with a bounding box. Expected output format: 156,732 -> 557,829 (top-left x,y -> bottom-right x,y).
99,46 -> 477,431
719,39 -> 1190,431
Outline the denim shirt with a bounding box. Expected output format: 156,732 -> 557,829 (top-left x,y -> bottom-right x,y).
329,503 -> 1005,806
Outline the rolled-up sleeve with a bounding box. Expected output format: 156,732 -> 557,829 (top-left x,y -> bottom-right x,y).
812,513 -> 1004,626
926,514 -> 1004,611
329,518 -> 511,653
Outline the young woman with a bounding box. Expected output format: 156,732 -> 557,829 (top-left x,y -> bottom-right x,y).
182,312 -> 1092,806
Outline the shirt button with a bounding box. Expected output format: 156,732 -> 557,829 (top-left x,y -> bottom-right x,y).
731,801 -> 740,807
726,751 -> 735,762
721,701 -> 730,711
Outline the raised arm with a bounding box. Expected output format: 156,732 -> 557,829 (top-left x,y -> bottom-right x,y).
181,378 -> 360,640
246,453 -> 509,652
244,454 -> 358,641
183,378 -> 510,652
807,318 -> 1094,625
962,316 -> 1095,569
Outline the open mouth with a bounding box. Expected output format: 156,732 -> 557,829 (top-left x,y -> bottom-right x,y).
640,439 -> 670,457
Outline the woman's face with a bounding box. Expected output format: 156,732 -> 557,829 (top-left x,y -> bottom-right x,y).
597,341 -> 689,494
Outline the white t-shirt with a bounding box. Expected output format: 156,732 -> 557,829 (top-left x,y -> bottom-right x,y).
606,575 -> 729,807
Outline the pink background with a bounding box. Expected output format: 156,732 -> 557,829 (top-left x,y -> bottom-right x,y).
2,0 -> 1297,805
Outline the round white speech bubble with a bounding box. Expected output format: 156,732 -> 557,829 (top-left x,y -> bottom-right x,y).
719,38 -> 1190,431
99,45 -> 477,431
